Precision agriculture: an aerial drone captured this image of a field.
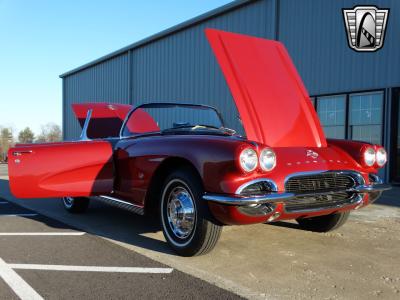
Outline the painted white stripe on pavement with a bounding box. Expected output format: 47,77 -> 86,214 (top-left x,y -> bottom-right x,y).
0,202 -> 9,204
0,214 -> 38,217
0,232 -> 85,236
0,258 -> 44,300
9,264 -> 174,274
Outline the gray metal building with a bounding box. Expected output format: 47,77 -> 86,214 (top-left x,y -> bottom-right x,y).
60,0 -> 400,182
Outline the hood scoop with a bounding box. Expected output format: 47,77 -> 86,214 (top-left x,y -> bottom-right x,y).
206,29 -> 326,147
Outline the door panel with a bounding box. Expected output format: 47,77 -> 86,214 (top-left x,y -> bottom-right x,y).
8,141 -> 113,198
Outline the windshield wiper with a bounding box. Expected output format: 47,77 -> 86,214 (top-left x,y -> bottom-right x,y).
163,124 -> 236,135
197,124 -> 236,135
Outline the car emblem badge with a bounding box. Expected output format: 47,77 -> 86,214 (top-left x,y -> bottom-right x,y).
306,150 -> 318,159
342,6 -> 389,52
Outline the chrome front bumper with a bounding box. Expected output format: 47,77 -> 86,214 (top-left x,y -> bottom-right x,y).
202,183 -> 391,206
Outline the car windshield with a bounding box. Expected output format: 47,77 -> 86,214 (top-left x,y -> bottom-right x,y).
121,103 -> 227,137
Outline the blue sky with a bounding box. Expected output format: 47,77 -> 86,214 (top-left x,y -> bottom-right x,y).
0,0 -> 232,135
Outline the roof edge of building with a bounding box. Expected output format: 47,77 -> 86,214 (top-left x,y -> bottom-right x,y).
59,0 -> 254,78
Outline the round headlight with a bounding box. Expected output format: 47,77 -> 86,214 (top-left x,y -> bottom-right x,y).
259,148 -> 276,171
376,147 -> 387,167
239,148 -> 258,172
363,147 -> 376,167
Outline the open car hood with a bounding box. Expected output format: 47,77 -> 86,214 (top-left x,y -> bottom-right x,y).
72,103 -> 132,139
206,29 -> 326,147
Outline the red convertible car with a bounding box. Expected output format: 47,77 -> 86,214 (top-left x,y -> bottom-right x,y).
8,29 -> 390,256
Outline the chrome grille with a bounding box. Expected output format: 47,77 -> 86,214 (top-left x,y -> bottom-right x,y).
284,192 -> 356,212
285,172 -> 355,194
284,172 -> 360,212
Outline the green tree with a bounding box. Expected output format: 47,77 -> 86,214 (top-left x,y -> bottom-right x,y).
36,123 -> 62,143
0,127 -> 14,161
18,127 -> 35,144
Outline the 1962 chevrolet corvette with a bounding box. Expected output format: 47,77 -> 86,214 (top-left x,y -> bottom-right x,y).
8,29 -> 390,256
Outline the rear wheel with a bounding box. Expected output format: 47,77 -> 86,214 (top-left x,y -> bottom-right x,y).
160,168 -> 222,256
62,197 -> 90,214
296,211 -> 350,232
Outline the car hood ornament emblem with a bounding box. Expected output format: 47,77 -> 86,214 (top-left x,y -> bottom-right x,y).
306,150 -> 319,159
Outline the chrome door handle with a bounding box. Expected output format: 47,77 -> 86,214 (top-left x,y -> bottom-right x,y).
13,150 -> 33,156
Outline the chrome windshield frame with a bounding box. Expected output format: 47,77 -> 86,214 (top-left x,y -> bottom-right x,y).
79,109 -> 93,141
119,102 -> 226,139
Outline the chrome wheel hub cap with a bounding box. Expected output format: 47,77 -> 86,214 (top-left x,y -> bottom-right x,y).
63,197 -> 74,207
166,187 -> 195,239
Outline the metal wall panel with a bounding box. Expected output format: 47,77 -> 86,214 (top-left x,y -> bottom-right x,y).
63,53 -> 130,140
131,0 -> 275,135
277,0 -> 399,182
279,0 -> 399,96
63,0 -> 275,139
63,0 -> 400,139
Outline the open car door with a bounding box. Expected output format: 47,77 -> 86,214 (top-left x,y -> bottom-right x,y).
8,141 -> 114,199
7,102 -> 128,199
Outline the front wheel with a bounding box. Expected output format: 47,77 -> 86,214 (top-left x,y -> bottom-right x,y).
296,211 -> 350,232
160,168 -> 222,256
62,197 -> 90,214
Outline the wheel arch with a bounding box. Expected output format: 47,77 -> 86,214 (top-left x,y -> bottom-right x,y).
144,156 -> 203,216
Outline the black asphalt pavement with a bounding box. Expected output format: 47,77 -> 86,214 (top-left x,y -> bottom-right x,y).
0,164 -> 7,177
0,195 -> 241,299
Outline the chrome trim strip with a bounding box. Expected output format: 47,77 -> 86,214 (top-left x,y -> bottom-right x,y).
203,192 -> 295,205
80,109 -> 92,141
235,178 -> 278,194
203,183 -> 390,206
96,195 -> 144,215
12,150 -> 33,156
119,107 -> 132,139
369,173 -> 383,184
349,183 -> 391,193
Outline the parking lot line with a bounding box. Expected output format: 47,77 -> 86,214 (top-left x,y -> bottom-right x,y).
0,232 -> 85,236
9,264 -> 174,274
0,258 -> 44,300
0,214 -> 38,217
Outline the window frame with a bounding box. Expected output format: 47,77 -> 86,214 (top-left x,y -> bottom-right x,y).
311,89 -> 385,144
348,91 -> 384,144
315,94 -> 347,139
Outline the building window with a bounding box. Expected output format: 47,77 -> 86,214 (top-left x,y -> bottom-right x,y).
349,92 -> 383,144
316,95 -> 346,139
